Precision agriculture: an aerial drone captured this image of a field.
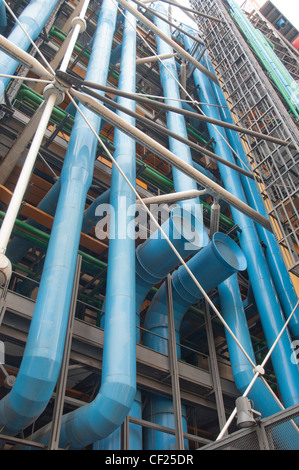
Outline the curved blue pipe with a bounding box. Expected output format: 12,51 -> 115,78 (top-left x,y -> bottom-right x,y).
142,233 -> 247,449
0,0 -> 118,436
225,0 -> 299,118
201,54 -> 299,339
0,0 -> 60,100
0,2 -> 7,34
218,273 -> 299,449
183,32 -> 299,409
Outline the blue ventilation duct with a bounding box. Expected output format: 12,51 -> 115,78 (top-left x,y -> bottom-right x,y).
0,0 -> 118,436
0,0 -> 60,100
25,0 -> 137,450
182,31 -> 299,410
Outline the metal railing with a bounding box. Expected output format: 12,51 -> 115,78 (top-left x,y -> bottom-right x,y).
200,403 -> 299,450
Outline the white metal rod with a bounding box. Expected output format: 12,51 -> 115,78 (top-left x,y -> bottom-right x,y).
0,93 -> 57,254
136,52 -> 178,65
136,189 -> 207,205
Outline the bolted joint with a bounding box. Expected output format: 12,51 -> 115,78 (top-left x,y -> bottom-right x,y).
43,83 -> 65,105
71,16 -> 87,33
0,254 -> 12,287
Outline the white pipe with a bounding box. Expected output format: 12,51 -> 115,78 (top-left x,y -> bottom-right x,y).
136,189 -> 207,205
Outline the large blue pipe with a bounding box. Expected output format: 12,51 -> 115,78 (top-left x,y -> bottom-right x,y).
200,53 -> 299,339
0,0 -> 60,100
142,233 -> 247,449
139,4 -> 212,449
218,273 -> 299,449
182,32 -> 299,409
0,0 -> 118,436
27,1 -> 137,450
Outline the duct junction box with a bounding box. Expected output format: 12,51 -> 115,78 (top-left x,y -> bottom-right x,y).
0,254 -> 12,287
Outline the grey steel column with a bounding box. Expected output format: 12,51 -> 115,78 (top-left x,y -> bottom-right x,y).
47,254 -> 82,450
204,299 -> 227,431
166,274 -> 185,450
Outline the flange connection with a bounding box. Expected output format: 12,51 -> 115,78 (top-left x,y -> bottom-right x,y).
0,254 -> 12,287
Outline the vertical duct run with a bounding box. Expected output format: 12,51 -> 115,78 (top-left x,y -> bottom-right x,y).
143,233 -> 247,449
26,1 -> 137,450
0,0 -> 118,436
0,0 -> 60,100
201,53 -> 299,339
182,32 -> 299,410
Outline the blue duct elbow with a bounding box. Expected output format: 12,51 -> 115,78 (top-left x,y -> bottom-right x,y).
143,233 -> 247,356
135,206 -> 209,329
0,0 -> 60,100
25,1 -> 137,450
